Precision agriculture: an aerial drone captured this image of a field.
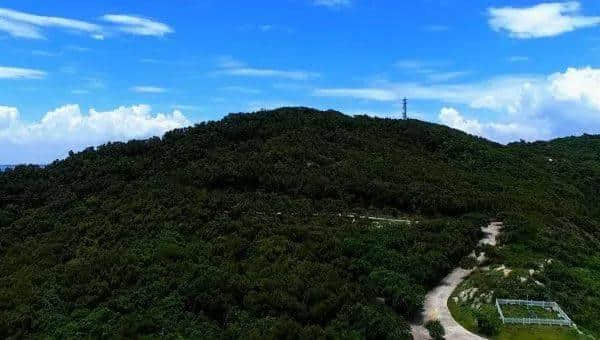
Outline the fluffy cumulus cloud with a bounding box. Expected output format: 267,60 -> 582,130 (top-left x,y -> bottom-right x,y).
438,107 -> 483,136
0,104 -> 189,163
0,106 -> 19,129
436,68 -> 600,141
315,67 -> 600,142
488,2 -> 600,38
438,107 -> 550,142
550,67 -> 600,110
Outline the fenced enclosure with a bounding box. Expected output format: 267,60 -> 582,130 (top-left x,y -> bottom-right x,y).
496,299 -> 572,326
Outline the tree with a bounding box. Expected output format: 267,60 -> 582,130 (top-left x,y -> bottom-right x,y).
368,270 -> 425,319
425,320 -> 445,340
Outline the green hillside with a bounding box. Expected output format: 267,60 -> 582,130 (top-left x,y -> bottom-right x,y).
1,108 -> 599,338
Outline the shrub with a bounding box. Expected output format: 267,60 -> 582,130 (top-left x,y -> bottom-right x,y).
475,306 -> 502,336
425,320 -> 445,340
459,256 -> 479,270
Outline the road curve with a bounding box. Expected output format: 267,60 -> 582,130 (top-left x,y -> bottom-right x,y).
410,222 -> 503,340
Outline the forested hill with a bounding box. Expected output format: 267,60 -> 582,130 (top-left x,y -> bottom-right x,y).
1,107 -> 600,338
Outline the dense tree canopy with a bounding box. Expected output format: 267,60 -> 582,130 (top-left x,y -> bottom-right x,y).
1,107 -> 600,338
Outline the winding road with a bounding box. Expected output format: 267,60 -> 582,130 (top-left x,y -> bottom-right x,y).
410,222 -> 503,340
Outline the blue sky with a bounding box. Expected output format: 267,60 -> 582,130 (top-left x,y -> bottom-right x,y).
2,0 -> 600,163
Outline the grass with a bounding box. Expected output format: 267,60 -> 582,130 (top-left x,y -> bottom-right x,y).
501,304 -> 561,319
448,297 -> 478,333
495,326 -> 586,340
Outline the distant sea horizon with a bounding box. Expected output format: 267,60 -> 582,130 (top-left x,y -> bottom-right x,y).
1,164 -> 46,172
0,165 -> 16,172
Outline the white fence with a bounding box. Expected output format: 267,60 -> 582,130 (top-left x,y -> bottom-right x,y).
496,299 -> 572,327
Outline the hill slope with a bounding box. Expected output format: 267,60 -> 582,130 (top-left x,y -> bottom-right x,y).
1,108 -> 599,338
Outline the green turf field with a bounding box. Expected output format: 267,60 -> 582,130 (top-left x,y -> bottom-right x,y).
501,304 -> 561,319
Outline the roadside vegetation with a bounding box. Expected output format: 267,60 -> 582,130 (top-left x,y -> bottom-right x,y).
425,320 -> 445,340
1,108 -> 600,338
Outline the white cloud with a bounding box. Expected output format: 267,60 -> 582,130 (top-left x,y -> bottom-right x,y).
314,75 -> 544,112
395,60 -> 424,69
314,0 -> 351,8
222,68 -> 318,80
84,78 -> 106,90
314,88 -> 400,101
550,67 -> 600,110
217,57 -> 319,80
0,104 -> 189,163
0,106 -> 19,129
217,56 -> 246,69
0,9 -> 173,40
220,86 -> 262,94
426,71 -> 470,83
131,86 -> 167,93
0,8 -> 99,31
438,107 -> 483,135
172,104 -> 201,111
0,17 -> 43,39
59,66 -> 77,75
438,107 -> 549,142
0,66 -> 46,79
140,58 -> 169,64
32,50 -> 60,57
0,8 -> 102,39
508,56 -> 530,62
488,2 -> 600,38
0,106 -> 18,120
423,25 -> 450,32
239,24 -> 294,34
101,14 -> 173,37
65,45 -> 91,52
315,67 -> 600,142
395,59 -> 437,73
395,59 -> 464,81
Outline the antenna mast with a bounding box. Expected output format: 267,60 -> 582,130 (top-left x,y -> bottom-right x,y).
402,98 -> 408,120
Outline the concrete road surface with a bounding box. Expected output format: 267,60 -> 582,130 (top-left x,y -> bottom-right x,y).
410,222 -> 502,340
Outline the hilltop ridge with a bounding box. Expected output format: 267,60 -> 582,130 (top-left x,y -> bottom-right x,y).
1,107 -> 599,338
